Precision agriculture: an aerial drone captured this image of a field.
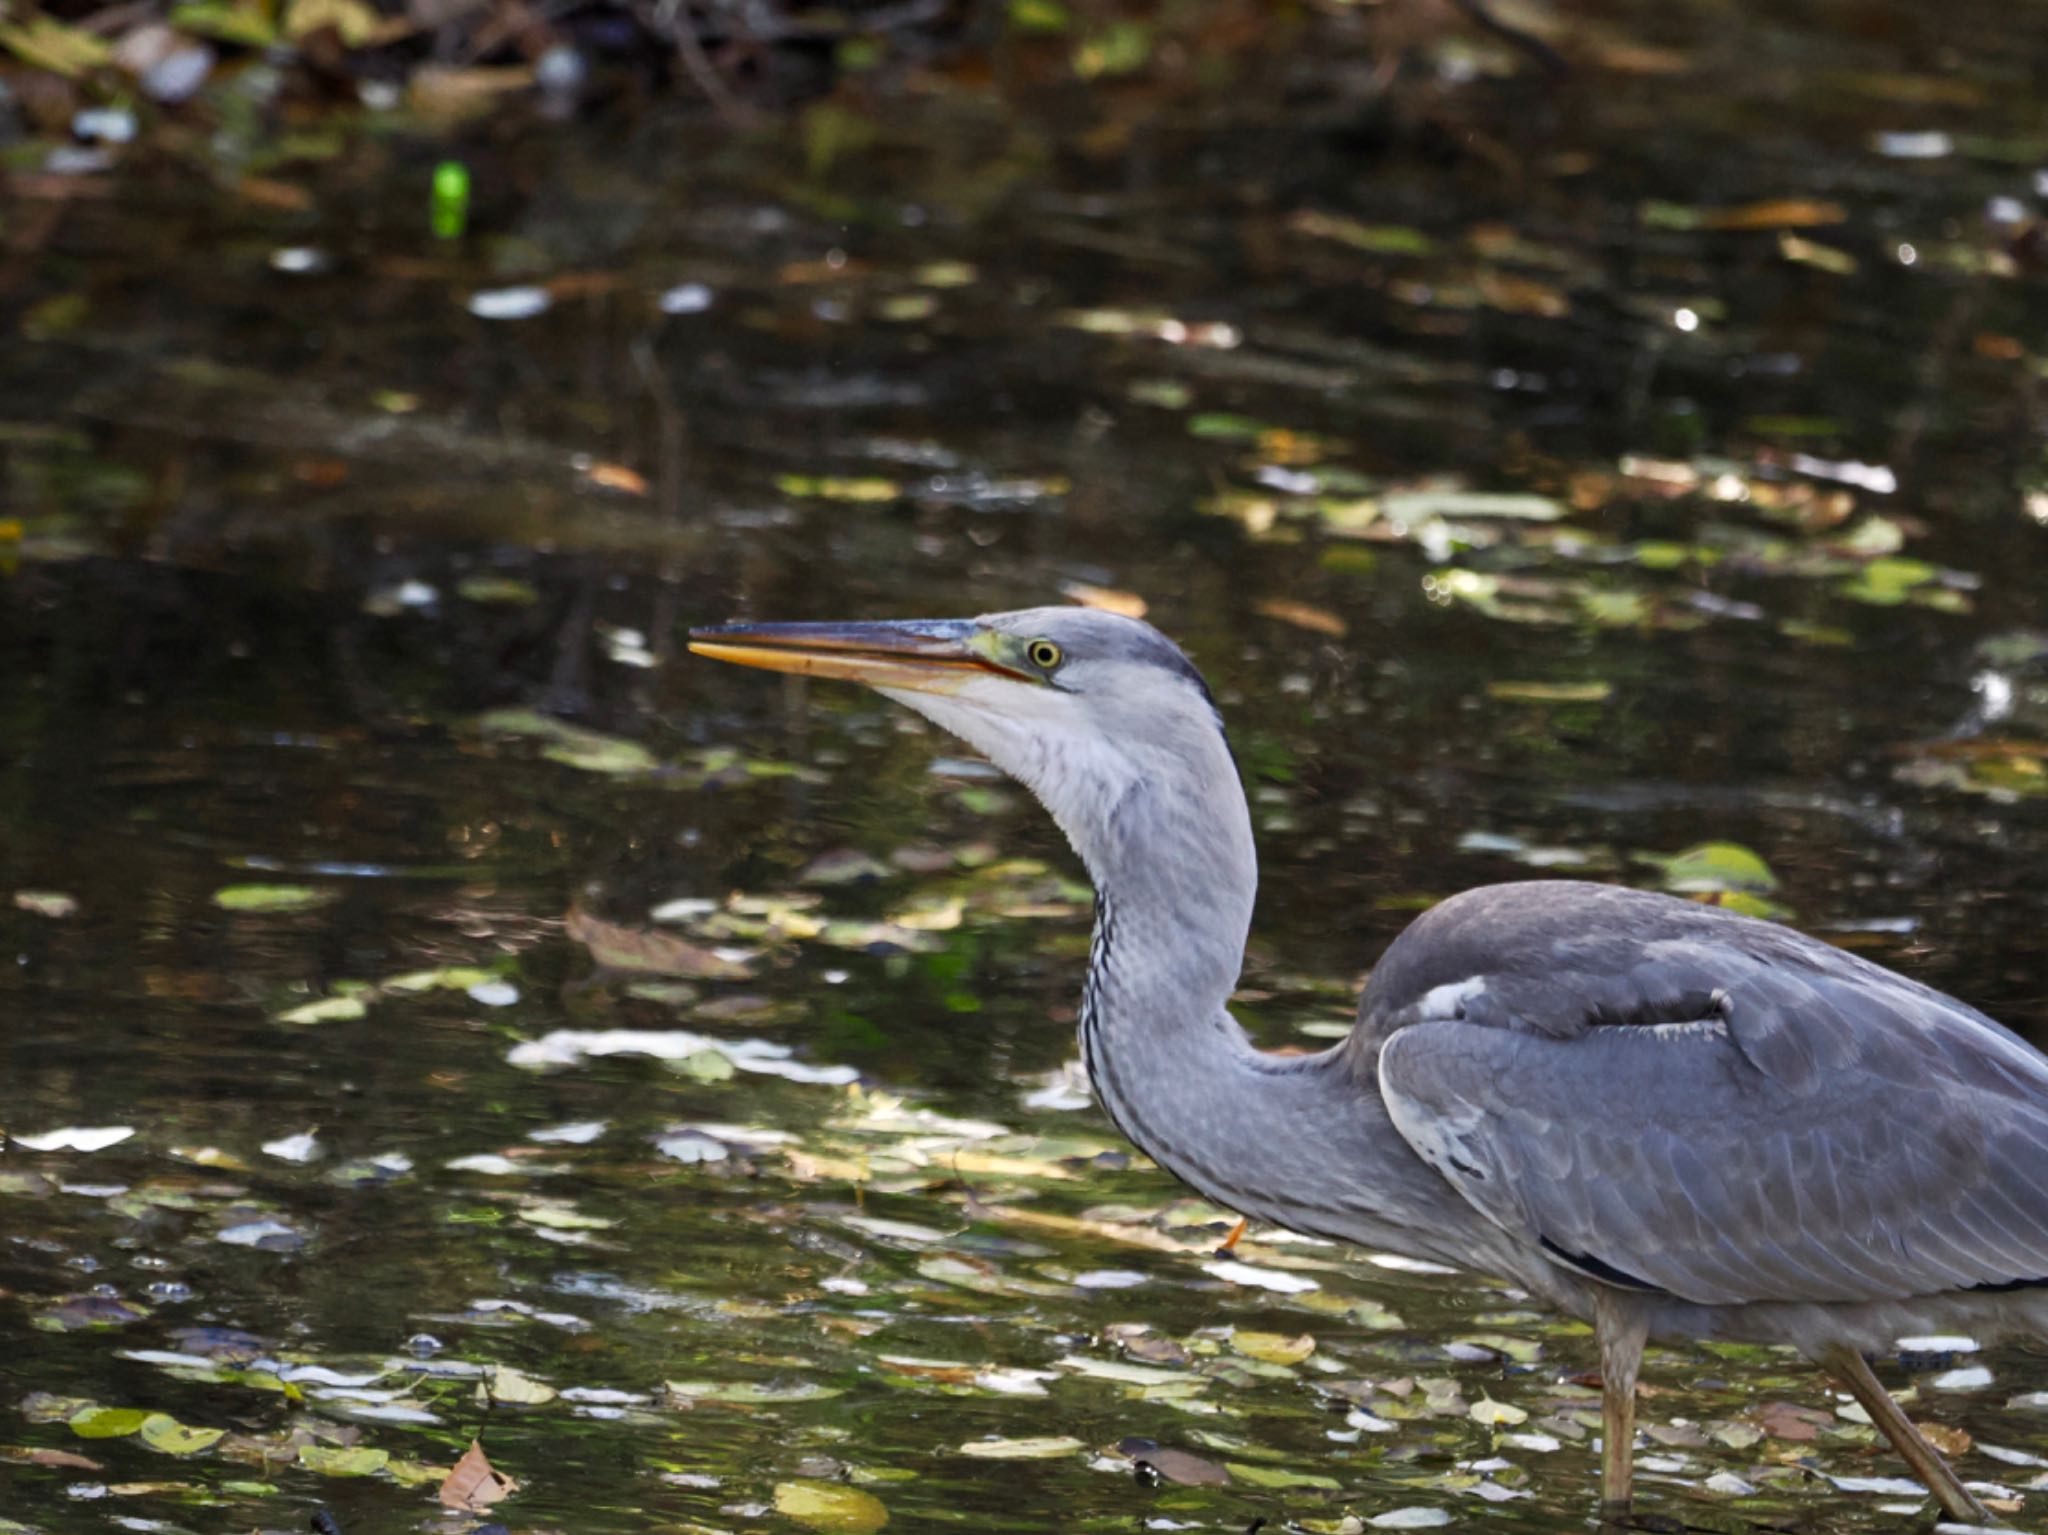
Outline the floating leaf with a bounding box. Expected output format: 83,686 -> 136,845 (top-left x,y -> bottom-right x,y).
1471,1396 -> 1529,1426
489,1366 -> 557,1405
0,16 -> 113,75
1224,1462 -> 1342,1490
69,1407 -> 152,1439
13,1126 -> 134,1152
301,1444 -> 390,1475
1486,680 -> 1612,704
666,1380 -> 846,1405
1652,842 -> 1779,895
566,909 -> 754,979
138,1414 -> 226,1455
438,1439 -> 515,1509
956,1436 -> 1085,1459
775,1480 -> 889,1531
213,884 -> 332,913
1200,1260 -> 1318,1293
13,890 -> 78,917
276,996 -> 368,1025
1231,1331 -> 1315,1366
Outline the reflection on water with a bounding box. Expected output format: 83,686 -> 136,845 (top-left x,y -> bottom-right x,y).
4,2 -> 2048,1529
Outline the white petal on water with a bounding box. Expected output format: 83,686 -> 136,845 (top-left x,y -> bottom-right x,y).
528,1120 -> 608,1144
1503,1431 -> 1560,1453
659,283 -> 714,314
467,286 -> 552,320
507,1028 -> 857,1084
1898,1334 -> 1979,1353
561,1387 -> 649,1404
13,1125 -> 136,1152
262,1131 -> 321,1163
1074,1270 -> 1148,1289
1369,1508 -> 1451,1529
217,1219 -> 300,1246
1705,1472 -> 1758,1495
1367,1253 -> 1460,1275
838,1214 -> 949,1244
655,1132 -> 728,1164
1201,1260 -> 1318,1293
336,1402 -> 442,1423
282,1365 -> 388,1386
445,1154 -> 523,1175
117,1350 -> 221,1370
468,981 -> 521,1007
1346,1409 -> 1400,1434
1979,1444 -> 2048,1468
1932,1366 -> 1992,1390
820,1277 -> 870,1295
1831,1475 -> 1932,1495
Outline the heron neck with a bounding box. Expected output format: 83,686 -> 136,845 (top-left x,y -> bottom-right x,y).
1071,782 -> 1513,1271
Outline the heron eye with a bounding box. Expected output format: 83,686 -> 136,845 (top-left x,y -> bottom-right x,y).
1027,639 -> 1064,671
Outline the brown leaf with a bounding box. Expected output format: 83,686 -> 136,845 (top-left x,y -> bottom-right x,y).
438,1438 -> 517,1511
1254,599 -> 1347,637
1752,1400 -> 1832,1442
2,1446 -> 104,1470
580,461 -> 649,495
1701,199 -> 1847,231
1918,1421 -> 1972,1456
565,908 -> 754,979
1119,1440 -> 1232,1486
1061,582 -> 1148,618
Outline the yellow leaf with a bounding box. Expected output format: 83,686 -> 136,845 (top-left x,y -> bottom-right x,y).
1471,1396 -> 1529,1426
488,1366 -> 557,1405
0,17 -> 112,77
774,1480 -> 889,1531
284,0 -> 380,43
1230,1331 -> 1316,1366
956,1436 -> 1087,1459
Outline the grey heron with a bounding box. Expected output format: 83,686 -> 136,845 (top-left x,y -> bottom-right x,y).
689,605 -> 2048,1523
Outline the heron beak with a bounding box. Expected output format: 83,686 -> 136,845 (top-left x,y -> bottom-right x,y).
687,619 -> 1024,696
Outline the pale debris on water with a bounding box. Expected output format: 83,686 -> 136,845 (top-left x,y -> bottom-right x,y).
1200,1260 -> 1318,1293
507,1028 -> 857,1084
11,1126 -> 135,1152
261,1131 -> 321,1163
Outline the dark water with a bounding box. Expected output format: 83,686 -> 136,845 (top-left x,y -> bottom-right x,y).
6,3 -> 2048,1530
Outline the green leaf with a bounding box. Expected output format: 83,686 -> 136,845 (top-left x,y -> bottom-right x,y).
276,996 -> 369,1025
1006,0 -> 1070,32
213,884 -> 332,913
489,1365 -> 558,1405
299,1444 -> 390,1475
1655,841 -> 1779,894
139,1413 -> 226,1454
667,1379 -> 846,1404
775,1481 -> 890,1531
69,1406 -> 152,1438
169,0 -> 277,45
1223,1462 -> 1343,1490
0,17 -> 112,76
1074,19 -> 1150,78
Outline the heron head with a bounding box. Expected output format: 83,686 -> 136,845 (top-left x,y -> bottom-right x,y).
689,607 -> 1238,871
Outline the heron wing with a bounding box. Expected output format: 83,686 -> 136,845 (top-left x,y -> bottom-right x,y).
1365,881 -> 2048,1305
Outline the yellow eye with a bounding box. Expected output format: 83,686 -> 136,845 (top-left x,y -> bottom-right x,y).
1027,639 -> 1064,671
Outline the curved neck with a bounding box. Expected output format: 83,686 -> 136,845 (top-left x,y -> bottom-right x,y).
1069,775 -> 1515,1271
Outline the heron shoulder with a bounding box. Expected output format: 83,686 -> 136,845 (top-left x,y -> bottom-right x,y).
1353,879 -> 2039,1091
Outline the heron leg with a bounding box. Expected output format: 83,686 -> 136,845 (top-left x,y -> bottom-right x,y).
1816,1345 -> 1990,1525
1594,1290 -> 1648,1514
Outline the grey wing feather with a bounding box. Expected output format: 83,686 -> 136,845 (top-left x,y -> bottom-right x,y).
1363,881 -> 2048,1306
